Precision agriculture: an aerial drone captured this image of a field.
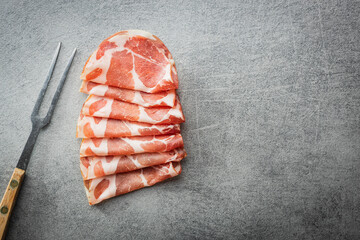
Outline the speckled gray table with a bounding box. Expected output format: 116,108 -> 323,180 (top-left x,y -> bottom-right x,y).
0,0 -> 359,239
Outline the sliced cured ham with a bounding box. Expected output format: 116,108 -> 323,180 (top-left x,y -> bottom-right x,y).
80,81 -> 176,107
81,30 -> 178,93
80,134 -> 184,157
78,29 -> 186,205
84,162 -> 181,205
80,148 -> 186,180
77,114 -> 180,138
81,95 -> 185,125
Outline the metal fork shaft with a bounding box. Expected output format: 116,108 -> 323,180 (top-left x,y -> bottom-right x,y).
16,126 -> 41,170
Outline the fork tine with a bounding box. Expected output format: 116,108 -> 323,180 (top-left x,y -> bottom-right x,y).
41,48 -> 77,127
31,42 -> 61,122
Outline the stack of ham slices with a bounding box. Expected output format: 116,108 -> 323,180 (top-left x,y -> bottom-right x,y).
76,30 -> 186,205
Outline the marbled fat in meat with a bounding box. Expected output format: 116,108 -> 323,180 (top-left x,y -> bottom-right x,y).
81,95 -> 185,125
77,114 -> 180,138
80,148 -> 186,180
80,81 -> 176,107
84,162 -> 182,205
81,30 -> 178,93
80,134 -> 184,157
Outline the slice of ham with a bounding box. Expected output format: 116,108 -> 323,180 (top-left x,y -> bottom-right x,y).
80,148 -> 186,180
84,162 -> 181,205
80,81 -> 176,107
80,134 -> 184,157
76,114 -> 180,138
81,95 -> 185,125
81,30 -> 178,93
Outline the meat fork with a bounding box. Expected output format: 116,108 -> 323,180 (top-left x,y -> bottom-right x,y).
0,43 -> 76,239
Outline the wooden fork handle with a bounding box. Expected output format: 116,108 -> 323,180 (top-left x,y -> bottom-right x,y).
0,168 -> 25,240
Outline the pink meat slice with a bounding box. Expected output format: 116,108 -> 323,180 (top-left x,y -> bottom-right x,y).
81,95 -> 185,125
80,148 -> 186,180
76,114 -> 180,138
84,162 -> 181,205
80,81 -> 176,107
80,134 -> 184,157
81,30 -> 178,93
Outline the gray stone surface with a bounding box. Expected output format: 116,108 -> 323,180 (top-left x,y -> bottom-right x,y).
0,0 -> 359,239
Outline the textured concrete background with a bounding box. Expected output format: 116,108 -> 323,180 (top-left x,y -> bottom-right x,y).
0,0 -> 359,239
